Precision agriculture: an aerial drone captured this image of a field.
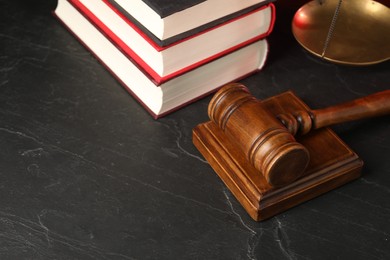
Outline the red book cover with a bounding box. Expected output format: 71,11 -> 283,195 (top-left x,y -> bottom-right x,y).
70,0 -> 275,85
105,0 -> 276,46
54,0 -> 271,119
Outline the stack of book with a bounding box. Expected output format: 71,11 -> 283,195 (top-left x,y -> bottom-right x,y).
54,0 -> 276,118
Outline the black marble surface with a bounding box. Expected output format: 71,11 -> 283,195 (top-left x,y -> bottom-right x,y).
0,0 -> 389,259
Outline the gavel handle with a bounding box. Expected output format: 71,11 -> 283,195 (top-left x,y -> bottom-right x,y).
311,89 -> 390,130
278,89 -> 390,135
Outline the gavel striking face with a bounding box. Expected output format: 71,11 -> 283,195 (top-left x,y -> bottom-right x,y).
208,83 -> 390,187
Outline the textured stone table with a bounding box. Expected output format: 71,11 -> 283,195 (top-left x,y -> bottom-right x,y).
0,0 -> 389,259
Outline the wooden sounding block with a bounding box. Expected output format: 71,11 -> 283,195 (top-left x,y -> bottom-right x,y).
193,83 -> 390,221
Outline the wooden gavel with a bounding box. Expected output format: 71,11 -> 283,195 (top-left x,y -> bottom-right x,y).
208,83 -> 390,187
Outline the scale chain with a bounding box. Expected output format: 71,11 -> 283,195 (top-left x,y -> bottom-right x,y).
321,0 -> 343,57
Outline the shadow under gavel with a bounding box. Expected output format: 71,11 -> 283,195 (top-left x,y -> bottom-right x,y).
208,83 -> 390,187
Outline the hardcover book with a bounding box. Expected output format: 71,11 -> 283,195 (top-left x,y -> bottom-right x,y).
106,0 -> 274,45
54,0 -> 270,118
72,0 -> 275,84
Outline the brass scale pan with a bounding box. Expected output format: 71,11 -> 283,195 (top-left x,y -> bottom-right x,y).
292,0 -> 390,65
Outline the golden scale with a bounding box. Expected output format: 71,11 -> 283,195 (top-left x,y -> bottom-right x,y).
192,0 -> 390,221
292,0 -> 390,65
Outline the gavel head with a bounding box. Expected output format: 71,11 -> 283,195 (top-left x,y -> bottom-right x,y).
208,83 -> 310,187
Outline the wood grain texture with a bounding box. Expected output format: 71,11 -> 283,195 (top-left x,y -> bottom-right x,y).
278,89 -> 390,135
311,89 -> 390,129
208,83 -> 310,187
193,90 -> 364,221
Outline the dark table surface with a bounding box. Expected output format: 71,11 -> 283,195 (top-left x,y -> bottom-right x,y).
1,0 -> 389,259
